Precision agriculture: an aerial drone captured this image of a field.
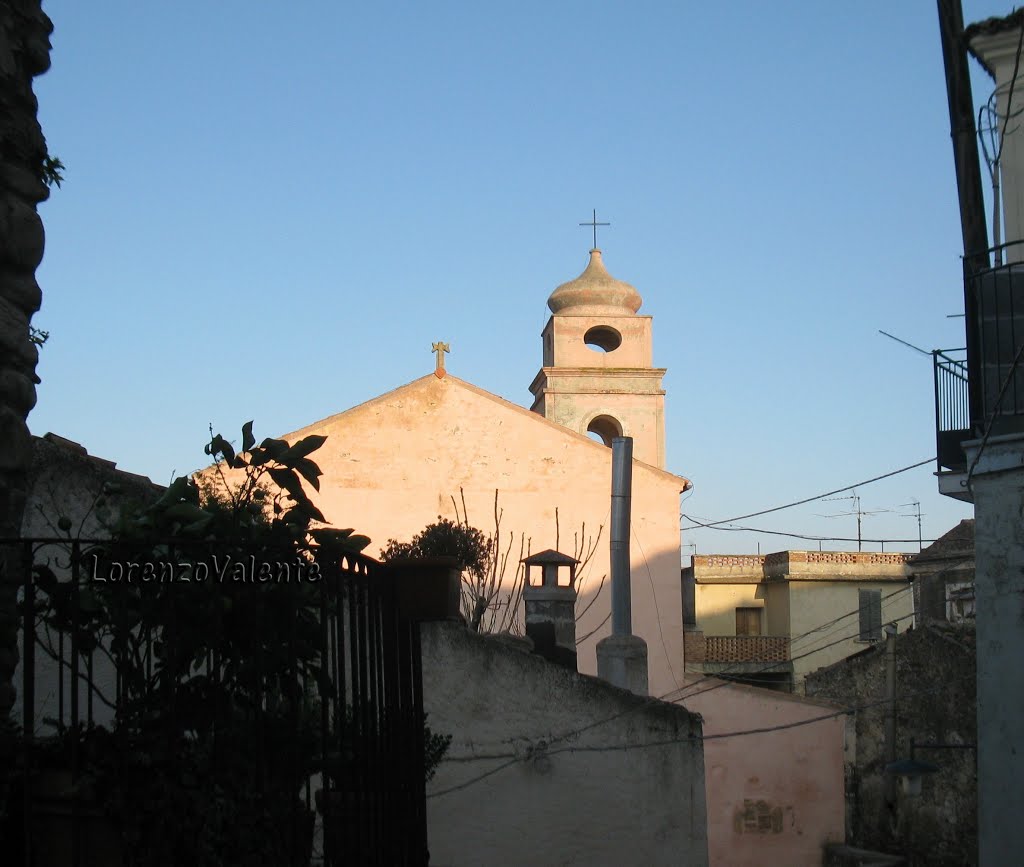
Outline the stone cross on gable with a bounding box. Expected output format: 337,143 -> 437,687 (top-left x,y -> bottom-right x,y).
432,341 -> 450,378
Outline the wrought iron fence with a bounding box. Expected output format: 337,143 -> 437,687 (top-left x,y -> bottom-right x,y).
2,537 -> 428,867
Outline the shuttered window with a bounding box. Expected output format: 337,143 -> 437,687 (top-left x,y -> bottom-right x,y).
735,607 -> 763,636
858,589 -> 882,641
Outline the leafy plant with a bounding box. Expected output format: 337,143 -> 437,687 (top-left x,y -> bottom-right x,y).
41,154 -> 64,189
28,325 -> 48,347
26,422 -> 376,866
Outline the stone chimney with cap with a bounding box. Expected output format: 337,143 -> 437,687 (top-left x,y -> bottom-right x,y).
521,549 -> 579,670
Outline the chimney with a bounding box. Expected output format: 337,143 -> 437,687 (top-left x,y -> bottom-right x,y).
522,549 -> 579,670
596,437 -> 649,695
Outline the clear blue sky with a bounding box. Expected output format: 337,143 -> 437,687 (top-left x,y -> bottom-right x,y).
31,1 -> 1009,555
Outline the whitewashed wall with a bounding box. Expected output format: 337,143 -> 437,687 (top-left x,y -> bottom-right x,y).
422,622 -> 709,867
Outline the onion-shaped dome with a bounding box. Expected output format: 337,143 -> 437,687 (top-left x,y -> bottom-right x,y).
547,249 -> 643,315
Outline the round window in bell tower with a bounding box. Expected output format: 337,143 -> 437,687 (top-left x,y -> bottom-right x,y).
586,414 -> 623,447
583,325 -> 622,352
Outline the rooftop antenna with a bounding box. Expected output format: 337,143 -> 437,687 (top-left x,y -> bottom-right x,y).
898,499 -> 925,553
878,330 -> 933,358
819,489 -> 891,552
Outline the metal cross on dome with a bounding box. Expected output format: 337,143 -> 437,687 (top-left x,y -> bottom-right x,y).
579,209 -> 610,249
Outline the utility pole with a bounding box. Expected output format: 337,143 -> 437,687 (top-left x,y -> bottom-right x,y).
936,0 -> 990,263
936,0 -> 989,426
884,623 -> 898,807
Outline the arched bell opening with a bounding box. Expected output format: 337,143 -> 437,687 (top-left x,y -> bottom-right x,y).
586,414 -> 623,447
583,325 -> 622,353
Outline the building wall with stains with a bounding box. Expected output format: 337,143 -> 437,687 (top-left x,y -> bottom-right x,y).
680,675 -> 846,867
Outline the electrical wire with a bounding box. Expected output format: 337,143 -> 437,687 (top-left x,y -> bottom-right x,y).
680,514 -> 937,546
633,526 -> 681,689
427,562 -> 969,799
426,672 -> 975,798
687,458 -> 935,528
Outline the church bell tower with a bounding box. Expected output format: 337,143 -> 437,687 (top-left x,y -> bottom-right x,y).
529,248 -> 667,468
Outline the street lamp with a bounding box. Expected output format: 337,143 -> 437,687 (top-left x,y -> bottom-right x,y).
884,738 -> 975,797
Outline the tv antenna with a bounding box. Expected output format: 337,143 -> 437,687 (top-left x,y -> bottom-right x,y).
898,499 -> 924,552
818,489 -> 891,552
878,330 -> 932,358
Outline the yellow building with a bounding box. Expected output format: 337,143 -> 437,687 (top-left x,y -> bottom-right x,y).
682,551 -> 914,692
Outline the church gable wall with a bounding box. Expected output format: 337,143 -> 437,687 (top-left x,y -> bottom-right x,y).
286,375 -> 686,697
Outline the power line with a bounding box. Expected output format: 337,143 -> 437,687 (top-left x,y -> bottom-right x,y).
428,562 -> 967,799
426,672 -> 975,797
546,583 -> 918,750
633,526 -> 681,689
689,458 -> 935,528
681,514 -> 937,546
673,608 -> 917,706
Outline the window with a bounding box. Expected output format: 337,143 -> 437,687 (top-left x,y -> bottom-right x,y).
945,582 -> 976,623
736,607 -> 762,636
858,589 -> 882,641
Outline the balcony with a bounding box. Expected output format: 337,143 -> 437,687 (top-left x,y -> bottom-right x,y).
933,244 -> 1024,500
705,634 -> 790,664
933,347 -> 970,474
683,631 -> 792,685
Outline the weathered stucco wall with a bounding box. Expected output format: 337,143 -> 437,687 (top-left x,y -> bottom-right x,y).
422,623 -> 708,867
961,432 -> 1022,865
694,582 -> 763,635
763,582 -> 790,636
681,676 -> 846,867
280,374 -> 687,698
788,580 -> 915,685
805,623 -> 977,866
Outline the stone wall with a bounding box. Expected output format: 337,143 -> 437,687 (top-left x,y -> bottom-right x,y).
0,0 -> 52,725
805,623 -> 976,866
421,622 -> 709,867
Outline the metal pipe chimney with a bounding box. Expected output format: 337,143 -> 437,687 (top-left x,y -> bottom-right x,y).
610,437 -> 633,636
597,436 -> 648,695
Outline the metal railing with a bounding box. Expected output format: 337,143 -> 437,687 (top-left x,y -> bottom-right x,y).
932,241 -> 1024,474
933,348 -> 971,472
4,537 -> 429,867
970,251 -> 1024,431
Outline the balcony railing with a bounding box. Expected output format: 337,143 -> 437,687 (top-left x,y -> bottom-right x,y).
703,635 -> 790,664
933,242 -> 1024,475
971,255 -> 1024,432
934,348 -> 971,472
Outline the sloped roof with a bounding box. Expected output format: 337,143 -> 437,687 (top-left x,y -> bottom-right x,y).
910,519 -> 974,566
965,9 -> 1024,78
282,372 -> 690,489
